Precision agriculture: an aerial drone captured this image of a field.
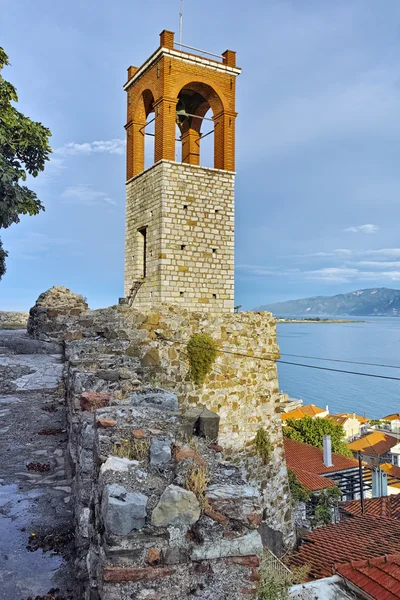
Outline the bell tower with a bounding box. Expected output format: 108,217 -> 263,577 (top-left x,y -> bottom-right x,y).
123,30 -> 241,312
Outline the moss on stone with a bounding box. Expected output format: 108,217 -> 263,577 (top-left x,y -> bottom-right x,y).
254,428 -> 272,465
187,333 -> 218,386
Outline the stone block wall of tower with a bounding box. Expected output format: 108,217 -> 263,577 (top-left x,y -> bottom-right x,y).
124,160 -> 235,312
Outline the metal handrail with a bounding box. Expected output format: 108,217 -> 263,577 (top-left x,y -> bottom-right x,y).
263,549 -> 293,576
174,42 -> 223,61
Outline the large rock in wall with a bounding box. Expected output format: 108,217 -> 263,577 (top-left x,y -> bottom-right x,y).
28,290 -> 295,586
28,286 -> 89,341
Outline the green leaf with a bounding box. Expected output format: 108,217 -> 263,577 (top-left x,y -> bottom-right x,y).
283,416 -> 352,457
0,47 -> 52,274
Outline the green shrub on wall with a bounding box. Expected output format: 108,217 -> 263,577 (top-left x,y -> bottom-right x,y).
187,333 -> 218,385
254,428 -> 272,464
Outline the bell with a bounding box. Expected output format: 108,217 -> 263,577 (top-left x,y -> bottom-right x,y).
176,99 -> 189,122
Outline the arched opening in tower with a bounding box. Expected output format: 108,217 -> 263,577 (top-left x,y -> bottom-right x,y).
142,89 -> 155,171
175,82 -> 223,169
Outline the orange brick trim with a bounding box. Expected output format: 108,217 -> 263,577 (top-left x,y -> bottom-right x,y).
125,30 -> 239,177
159,30 -> 174,49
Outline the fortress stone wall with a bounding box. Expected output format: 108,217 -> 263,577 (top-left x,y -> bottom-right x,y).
28,288 -> 295,560
0,311 -> 29,329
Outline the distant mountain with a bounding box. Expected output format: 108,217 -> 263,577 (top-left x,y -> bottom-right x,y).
255,288 -> 400,316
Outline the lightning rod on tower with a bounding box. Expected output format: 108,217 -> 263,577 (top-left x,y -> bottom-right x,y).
179,0 -> 183,45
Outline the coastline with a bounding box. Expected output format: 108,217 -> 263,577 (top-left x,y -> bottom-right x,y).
276,318 -> 366,324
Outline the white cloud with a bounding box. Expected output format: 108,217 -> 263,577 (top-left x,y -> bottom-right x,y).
285,248 -> 400,262
61,184 -> 117,208
356,261 -> 400,268
283,249 -> 354,259
364,248 -> 400,258
238,260 -> 400,284
301,268 -> 400,283
55,139 -> 125,157
237,264 -> 300,276
343,224 -> 379,233
304,267 -> 360,282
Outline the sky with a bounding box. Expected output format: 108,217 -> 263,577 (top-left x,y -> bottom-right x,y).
2,0 -> 400,310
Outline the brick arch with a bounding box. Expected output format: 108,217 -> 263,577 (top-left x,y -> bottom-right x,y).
175,81 -> 229,169
126,88 -> 156,177
132,88 -> 156,122
179,81 -> 225,120
126,53 -> 237,177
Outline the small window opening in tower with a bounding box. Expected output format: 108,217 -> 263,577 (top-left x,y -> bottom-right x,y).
213,293 -> 217,299
137,227 -> 147,278
212,248 -> 217,253
181,244 -> 186,250
183,205 -> 188,210
215,209 -> 219,214
180,291 -> 184,297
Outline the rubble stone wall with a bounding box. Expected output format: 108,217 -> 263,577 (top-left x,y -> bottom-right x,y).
0,311 -> 29,329
28,287 -> 295,597
64,336 -> 266,599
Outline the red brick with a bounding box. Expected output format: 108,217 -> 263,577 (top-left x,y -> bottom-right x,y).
208,444 -> 223,453
223,531 -> 237,538
96,418 -> 117,428
132,429 -> 146,439
103,566 -> 175,583
147,547 -> 161,565
249,568 -> 260,582
240,587 -> 257,597
175,446 -> 204,465
80,392 -> 111,412
225,556 -> 260,568
247,513 -> 262,527
204,507 -> 229,525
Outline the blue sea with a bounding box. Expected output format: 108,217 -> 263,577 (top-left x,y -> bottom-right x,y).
276,317 -> 400,420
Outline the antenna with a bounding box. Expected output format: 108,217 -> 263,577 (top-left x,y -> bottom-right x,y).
179,0 -> 183,45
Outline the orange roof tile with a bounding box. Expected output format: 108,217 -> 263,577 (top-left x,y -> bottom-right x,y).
383,413 -> 400,422
281,408 -> 305,421
300,404 -> 327,416
347,432 -> 399,457
288,515 -> 400,579
341,496 -> 400,519
281,404 -> 327,421
381,463 -> 400,479
284,437 -> 358,475
325,414 -> 349,426
290,466 -> 336,491
337,413 -> 369,424
336,554 -> 400,599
